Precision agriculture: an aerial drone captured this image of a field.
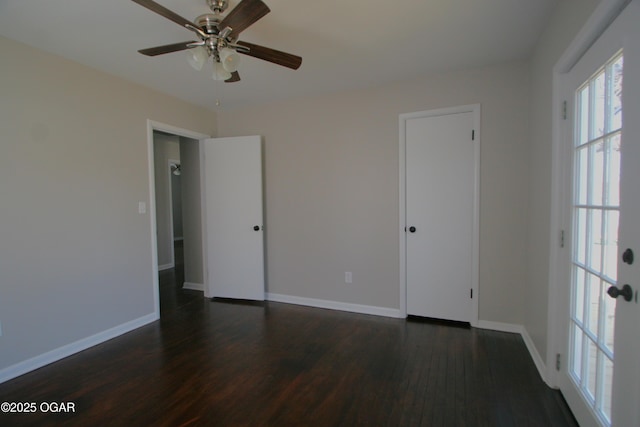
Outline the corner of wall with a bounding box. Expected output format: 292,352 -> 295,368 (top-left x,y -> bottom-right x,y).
523,0 -> 602,380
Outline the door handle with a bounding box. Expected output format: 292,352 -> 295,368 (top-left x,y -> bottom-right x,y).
607,284 -> 633,302
253,225 -> 261,231
408,226 -> 416,233
622,248 -> 634,265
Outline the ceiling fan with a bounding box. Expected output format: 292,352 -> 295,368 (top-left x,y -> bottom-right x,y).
132,0 -> 302,82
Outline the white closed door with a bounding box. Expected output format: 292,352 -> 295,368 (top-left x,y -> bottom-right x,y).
405,108 -> 477,322
559,2 -> 640,426
201,136 -> 265,301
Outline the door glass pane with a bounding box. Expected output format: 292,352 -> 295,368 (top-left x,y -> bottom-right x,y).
603,210 -> 619,281
587,273 -> 601,336
572,323 -> 583,380
609,57 -> 623,130
601,356 -> 614,422
590,142 -> 605,206
586,338 -> 598,399
569,51 -> 622,427
576,208 -> 587,265
593,71 -> 606,139
577,146 -> 589,204
588,210 -> 603,271
574,267 -> 585,323
606,134 -> 621,206
603,285 -> 616,354
576,146 -> 589,205
579,86 -> 590,145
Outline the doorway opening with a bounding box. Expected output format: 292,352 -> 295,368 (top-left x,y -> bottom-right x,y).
147,121 -> 210,318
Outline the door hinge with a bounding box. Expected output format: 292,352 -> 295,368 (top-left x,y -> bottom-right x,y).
470,289 -> 473,299
472,130 -> 475,141
556,353 -> 561,371
560,230 -> 565,248
562,100 -> 567,120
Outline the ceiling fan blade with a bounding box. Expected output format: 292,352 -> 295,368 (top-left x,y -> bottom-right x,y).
225,71 -> 241,83
132,0 -> 195,29
138,41 -> 195,56
236,41 -> 302,70
219,0 -> 270,39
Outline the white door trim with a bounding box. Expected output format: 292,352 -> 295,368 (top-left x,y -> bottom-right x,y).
146,120 -> 210,318
398,104 -> 480,325
547,0 -> 631,388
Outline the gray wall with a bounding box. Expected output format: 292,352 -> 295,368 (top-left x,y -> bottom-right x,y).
153,132 -> 180,269
171,174 -> 183,240
525,0 -> 600,363
218,60 -> 530,324
0,36 -> 215,373
180,137 -> 204,287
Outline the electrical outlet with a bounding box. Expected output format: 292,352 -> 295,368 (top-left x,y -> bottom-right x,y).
345,272 -> 352,284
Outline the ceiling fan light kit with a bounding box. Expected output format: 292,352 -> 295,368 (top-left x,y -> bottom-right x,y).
212,60 -> 232,81
132,0 -> 302,83
220,48 -> 240,72
186,45 -> 208,70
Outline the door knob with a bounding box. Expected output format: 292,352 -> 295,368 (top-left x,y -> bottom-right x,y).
253,225 -> 260,231
408,226 -> 416,233
622,248 -> 634,265
607,284 -> 633,302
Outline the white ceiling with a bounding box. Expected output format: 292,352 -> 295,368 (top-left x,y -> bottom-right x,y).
0,0 -> 559,110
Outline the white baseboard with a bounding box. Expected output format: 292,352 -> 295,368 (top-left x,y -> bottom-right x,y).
0,313 -> 158,385
476,320 -> 548,384
521,327 -> 548,385
476,320 -> 523,334
266,293 -> 403,318
158,263 -> 174,271
182,282 -> 204,292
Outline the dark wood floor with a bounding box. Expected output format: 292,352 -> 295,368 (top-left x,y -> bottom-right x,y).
0,243 -> 577,426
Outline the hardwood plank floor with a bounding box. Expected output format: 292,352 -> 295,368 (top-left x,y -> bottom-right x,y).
0,247 -> 577,426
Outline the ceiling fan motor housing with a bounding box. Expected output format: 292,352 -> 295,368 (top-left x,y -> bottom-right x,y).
196,14 -> 221,35
207,0 -> 228,14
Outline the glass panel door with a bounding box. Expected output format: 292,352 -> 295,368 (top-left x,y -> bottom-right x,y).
569,52 -> 623,426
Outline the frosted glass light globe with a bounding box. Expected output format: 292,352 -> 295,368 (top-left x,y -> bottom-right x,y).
186,46 -> 207,71
212,60 -> 232,81
220,48 -> 240,72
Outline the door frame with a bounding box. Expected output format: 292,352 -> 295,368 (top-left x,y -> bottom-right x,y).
547,0 -> 631,389
146,120 -> 210,319
398,104 -> 481,324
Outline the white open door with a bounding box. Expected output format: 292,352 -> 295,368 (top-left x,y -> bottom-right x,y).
557,2 -> 640,426
201,136 -> 265,301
